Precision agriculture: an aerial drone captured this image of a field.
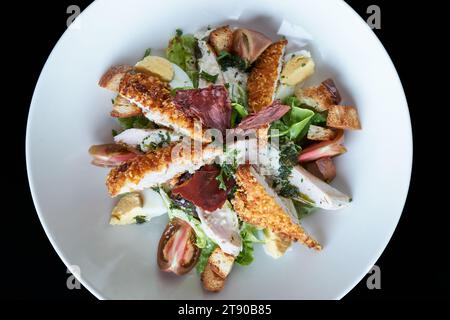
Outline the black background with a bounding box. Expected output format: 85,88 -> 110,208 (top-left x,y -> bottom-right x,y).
4,0 -> 448,301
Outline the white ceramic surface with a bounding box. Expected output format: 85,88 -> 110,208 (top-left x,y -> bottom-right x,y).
26,0 -> 412,299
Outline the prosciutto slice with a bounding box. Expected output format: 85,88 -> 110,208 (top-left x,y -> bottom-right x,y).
173,86 -> 231,134
172,165 -> 234,212
236,100 -> 290,130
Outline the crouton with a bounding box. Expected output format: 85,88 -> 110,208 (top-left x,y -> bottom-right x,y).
201,263 -> 225,292
326,105 -> 361,130
305,157 -> 336,182
295,79 -> 341,112
208,247 -> 235,279
209,26 -> 233,54
201,248 -> 235,292
99,65 -> 133,92
307,125 -> 336,141
111,95 -> 142,118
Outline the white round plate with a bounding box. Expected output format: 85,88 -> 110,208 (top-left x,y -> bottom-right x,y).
26,0 -> 412,299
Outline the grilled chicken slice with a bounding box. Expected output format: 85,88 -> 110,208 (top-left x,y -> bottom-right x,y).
232,165 -> 321,250
106,142 -> 223,197
247,40 -> 287,112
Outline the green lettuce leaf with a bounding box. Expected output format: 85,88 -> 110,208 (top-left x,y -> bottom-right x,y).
166,31 -> 198,87
235,223 -> 264,266
196,239 -> 217,274
158,189 -> 210,249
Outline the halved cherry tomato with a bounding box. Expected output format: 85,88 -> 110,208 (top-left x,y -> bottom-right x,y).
157,218 -> 200,275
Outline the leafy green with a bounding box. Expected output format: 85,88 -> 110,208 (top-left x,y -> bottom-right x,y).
283,96 -> 301,108
230,102 -> 249,127
216,149 -> 239,191
112,129 -> 118,137
196,239 -> 217,274
159,189 -> 210,249
270,96 -> 317,141
236,223 -> 264,266
134,215 -> 147,224
117,116 -> 154,130
170,86 -> 194,96
310,112 -> 327,126
166,31 -> 198,87
199,71 -> 218,83
142,48 -> 152,59
284,106 -> 314,140
216,50 -> 249,71
272,140 -> 301,198
232,103 -> 248,118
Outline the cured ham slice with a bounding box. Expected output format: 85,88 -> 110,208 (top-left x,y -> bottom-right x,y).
174,86 -> 231,134
172,165 -> 234,212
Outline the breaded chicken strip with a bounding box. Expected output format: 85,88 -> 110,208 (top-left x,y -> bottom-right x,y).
106,141 -> 222,197
99,66 -> 206,141
247,40 -> 287,112
232,165 -> 321,250
119,72 -> 205,141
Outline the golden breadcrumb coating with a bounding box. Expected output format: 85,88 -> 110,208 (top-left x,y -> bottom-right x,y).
106,142 -> 221,197
119,72 -> 205,141
106,143 -> 174,197
232,165 -> 322,250
247,40 -> 287,113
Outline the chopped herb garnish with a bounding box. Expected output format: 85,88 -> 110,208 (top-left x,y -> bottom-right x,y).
134,215 -> 147,224
141,132 -> 171,152
143,48 -> 152,58
216,50 -> 249,71
272,139 -> 301,198
216,149 -> 239,191
199,71 -> 219,83
118,116 -> 155,130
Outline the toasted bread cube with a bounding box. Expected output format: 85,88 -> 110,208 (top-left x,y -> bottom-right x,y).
295,79 -> 341,112
99,65 -> 133,92
327,105 -> 361,130
307,125 -> 336,141
201,263 -> 225,292
209,26 -> 233,54
208,248 -> 235,279
111,96 -> 142,118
